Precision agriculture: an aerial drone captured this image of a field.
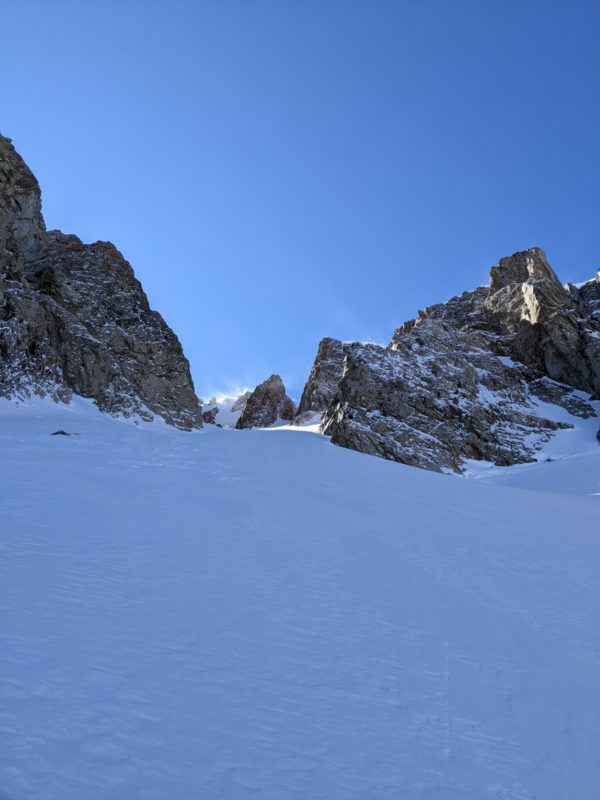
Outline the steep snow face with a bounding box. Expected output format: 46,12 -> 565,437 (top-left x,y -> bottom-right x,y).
1,398 -> 600,799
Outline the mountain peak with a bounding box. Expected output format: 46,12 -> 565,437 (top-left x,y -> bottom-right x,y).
489,247 -> 564,294
0,134 -> 202,429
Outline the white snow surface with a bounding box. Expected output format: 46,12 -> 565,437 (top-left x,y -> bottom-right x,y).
1,396 -> 600,799
201,393 -> 249,428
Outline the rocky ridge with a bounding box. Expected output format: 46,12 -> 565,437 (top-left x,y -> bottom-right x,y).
0,134 -> 202,429
301,249 -> 600,472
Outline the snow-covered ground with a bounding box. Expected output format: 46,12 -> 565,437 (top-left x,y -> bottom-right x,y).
463,387 -> 600,496
201,394 -> 248,428
1,397 -> 599,799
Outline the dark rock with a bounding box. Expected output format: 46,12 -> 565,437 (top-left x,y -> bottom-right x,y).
296,337 -> 348,418
235,375 -> 296,429
202,407 -> 219,424
0,134 -> 202,429
50,429 -> 71,436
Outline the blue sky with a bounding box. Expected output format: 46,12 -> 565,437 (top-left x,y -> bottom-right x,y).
3,0 -> 599,398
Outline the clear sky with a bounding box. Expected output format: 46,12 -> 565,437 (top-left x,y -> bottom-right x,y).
3,0 -> 599,399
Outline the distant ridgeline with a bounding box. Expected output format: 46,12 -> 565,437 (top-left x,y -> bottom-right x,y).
2,134 -> 599,472
0,134 -> 202,429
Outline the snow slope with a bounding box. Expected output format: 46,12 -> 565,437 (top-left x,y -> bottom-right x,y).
462,389 -> 600,496
1,398 -> 599,799
201,394 -> 247,428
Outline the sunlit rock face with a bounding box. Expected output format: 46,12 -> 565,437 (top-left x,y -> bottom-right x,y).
309,248 -> 600,472
0,134 -> 202,429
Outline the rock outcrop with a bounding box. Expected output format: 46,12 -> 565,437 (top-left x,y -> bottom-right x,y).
308,248 -> 600,472
296,337 -> 347,420
236,374 -> 295,429
0,134 -> 202,429
202,407 -> 219,424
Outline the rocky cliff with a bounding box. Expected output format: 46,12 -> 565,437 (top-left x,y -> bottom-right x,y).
295,337 -> 348,421
0,134 -> 202,429
303,249 -> 600,472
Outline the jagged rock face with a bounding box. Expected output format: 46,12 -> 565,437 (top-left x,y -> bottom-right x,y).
296,337 -> 347,418
0,136 -> 46,278
488,251 -> 600,394
396,249 -> 600,396
0,134 -> 202,429
322,328 -> 592,473
236,374 -> 295,429
316,248 -> 600,472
